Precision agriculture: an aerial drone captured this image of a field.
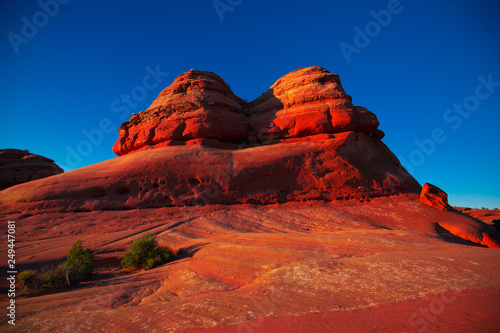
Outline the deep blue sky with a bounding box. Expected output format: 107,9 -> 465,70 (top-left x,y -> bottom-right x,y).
1,0 -> 499,208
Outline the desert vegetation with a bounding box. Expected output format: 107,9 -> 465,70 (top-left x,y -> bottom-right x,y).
18,240 -> 94,294
121,234 -> 173,270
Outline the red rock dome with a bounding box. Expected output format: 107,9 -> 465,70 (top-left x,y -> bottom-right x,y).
247,66 -> 384,141
113,70 -> 249,156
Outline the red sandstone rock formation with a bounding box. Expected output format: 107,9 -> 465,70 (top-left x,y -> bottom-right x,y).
1,67 -> 499,249
112,66 -> 385,156
112,70 -> 248,156
420,183 -> 450,211
0,149 -> 63,190
1,67 -> 499,332
2,67 -> 423,210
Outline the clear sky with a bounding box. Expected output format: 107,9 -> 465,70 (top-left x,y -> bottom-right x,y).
1,0 -> 499,208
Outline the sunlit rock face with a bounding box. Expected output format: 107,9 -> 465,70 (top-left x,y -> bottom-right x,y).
112,70 -> 249,156
246,66 -> 384,141
420,183 -> 450,211
113,66 -> 385,156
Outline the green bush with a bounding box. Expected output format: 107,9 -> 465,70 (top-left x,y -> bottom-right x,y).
18,240 -> 94,294
18,270 -> 42,293
62,240 -> 94,285
18,269 -> 37,284
121,234 -> 173,270
43,265 -> 69,288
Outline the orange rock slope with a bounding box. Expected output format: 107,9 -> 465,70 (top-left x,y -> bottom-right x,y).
0,67 -> 499,332
1,197 -> 499,332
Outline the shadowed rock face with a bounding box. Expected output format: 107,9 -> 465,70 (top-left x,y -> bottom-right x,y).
0,149 -> 63,190
0,135 -> 422,213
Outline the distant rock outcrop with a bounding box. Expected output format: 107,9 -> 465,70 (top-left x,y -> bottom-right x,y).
0,149 -> 63,190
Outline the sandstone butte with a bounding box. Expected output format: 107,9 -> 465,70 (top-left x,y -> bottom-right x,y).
0,67 -> 499,332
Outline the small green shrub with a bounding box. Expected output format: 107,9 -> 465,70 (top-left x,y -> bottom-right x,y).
18,270 -> 42,293
494,208 -> 499,211
121,234 -> 173,270
481,207 -> 487,210
19,240 -> 94,294
43,265 -> 69,288
62,240 -> 94,285
18,269 -> 37,284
